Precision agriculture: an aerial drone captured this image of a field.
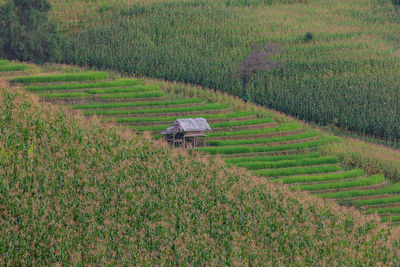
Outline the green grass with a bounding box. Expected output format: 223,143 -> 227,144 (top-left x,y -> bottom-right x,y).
236,156 -> 339,170
275,169 -> 364,184
225,152 -> 322,164
382,215 -> 400,223
98,91 -> 164,99
71,98 -> 204,109
0,59 -> 9,65
366,206 -> 400,215
196,136 -> 340,155
208,117 -> 274,128
36,92 -> 90,98
0,64 -> 28,72
207,122 -> 300,138
254,164 -> 341,177
2,87 -> 397,265
349,196 -> 400,207
317,183 -> 400,199
128,118 -> 274,132
84,103 -> 229,116
85,85 -> 159,94
13,72 -> 109,84
114,111 -> 253,123
25,78 -> 140,91
292,174 -> 385,192
207,132 -> 316,147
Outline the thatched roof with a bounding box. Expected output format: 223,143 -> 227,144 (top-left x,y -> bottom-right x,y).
161,118 -> 212,135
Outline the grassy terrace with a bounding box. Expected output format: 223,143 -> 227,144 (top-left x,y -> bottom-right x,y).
9,68 -> 400,228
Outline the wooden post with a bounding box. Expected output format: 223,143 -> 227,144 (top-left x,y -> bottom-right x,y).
194,136 -> 197,148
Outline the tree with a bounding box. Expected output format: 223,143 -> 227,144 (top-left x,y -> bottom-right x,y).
0,0 -> 60,64
236,43 -> 282,101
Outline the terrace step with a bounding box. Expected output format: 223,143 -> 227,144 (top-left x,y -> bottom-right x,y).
82,102 -> 206,110
41,97 -> 167,105
335,193 -> 400,202
212,122 -> 279,132
310,181 -> 389,194
227,136 -> 320,148
207,129 -> 306,141
269,170 -> 345,181
286,172 -> 361,186
358,202 -> 400,210
222,148 -> 318,158
101,109 -> 233,118
114,115 -> 257,126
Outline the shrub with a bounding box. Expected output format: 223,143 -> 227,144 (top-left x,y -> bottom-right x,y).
0,0 -> 61,64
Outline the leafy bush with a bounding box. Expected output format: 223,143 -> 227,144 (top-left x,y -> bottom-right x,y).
0,0 -> 61,63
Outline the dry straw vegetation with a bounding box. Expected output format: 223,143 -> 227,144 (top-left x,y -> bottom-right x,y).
1,85 -> 400,265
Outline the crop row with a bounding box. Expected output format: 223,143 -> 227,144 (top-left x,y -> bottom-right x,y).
25,78 -> 140,91
128,118 -> 273,132
37,92 -> 90,98
0,59 -> 9,65
254,164 -> 341,177
71,98 -> 204,110
85,85 -> 160,94
98,91 -> 164,99
235,156 -> 339,170
0,64 -> 28,72
349,196 -> 400,207
114,111 -> 253,123
196,136 -> 340,155
225,152 -> 322,164
366,206 -> 400,215
275,169 -> 364,184
207,131 -> 316,147
381,215 -> 400,223
13,71 -> 109,84
207,122 -> 300,138
292,174 -> 384,192
317,183 -> 400,199
83,103 -> 229,116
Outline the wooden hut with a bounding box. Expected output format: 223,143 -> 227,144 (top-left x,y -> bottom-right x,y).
161,118 -> 212,148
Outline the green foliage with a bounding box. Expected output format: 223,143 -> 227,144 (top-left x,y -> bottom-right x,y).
84,103 -> 228,116
85,85 -> 159,94
58,0 -> 400,142
208,131 -> 316,147
366,206 -> 400,215
197,136 -> 340,155
225,152 -> 321,164
318,183 -> 400,199
13,71 -> 109,84
114,111 -> 252,123
207,122 -> 300,137
71,98 -> 204,110
255,164 -> 341,177
2,87 -> 398,265
293,174 -> 385,192
350,196 -> 400,207
276,169 -> 364,184
37,92 -> 91,98
0,0 -> 61,63
236,156 -> 339,170
0,64 -> 28,72
0,59 -> 9,65
98,91 -> 164,99
25,78 -> 139,91
224,0 -> 305,7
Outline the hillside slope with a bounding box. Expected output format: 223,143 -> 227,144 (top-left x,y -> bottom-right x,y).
50,0 -> 400,144
1,85 -> 399,265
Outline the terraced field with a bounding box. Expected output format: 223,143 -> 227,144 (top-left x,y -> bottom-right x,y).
7,68 -> 400,226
